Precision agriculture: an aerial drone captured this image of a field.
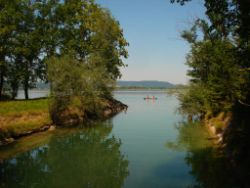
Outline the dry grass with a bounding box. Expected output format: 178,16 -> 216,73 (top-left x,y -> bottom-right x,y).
0,99 -> 51,140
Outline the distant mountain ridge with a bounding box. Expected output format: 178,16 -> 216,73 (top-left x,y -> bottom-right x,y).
117,81 -> 175,88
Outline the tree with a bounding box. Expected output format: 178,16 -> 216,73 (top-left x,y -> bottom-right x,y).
46,55 -> 114,125
13,0 -> 45,99
0,0 -> 128,101
173,0 -> 250,170
59,1 -> 128,81
172,0 -> 250,106
87,7 -> 129,80
178,17 -> 242,116
0,0 -> 21,100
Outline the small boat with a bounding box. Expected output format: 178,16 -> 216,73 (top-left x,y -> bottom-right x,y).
144,97 -> 158,100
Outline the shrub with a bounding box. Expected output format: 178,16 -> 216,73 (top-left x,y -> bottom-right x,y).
46,55 -> 113,126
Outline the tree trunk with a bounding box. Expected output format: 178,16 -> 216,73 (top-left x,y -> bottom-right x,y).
0,55 -> 5,100
24,75 -> 29,100
24,62 -> 29,100
188,114 -> 193,123
0,69 -> 4,100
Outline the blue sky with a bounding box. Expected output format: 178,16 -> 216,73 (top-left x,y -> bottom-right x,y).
97,0 -> 205,84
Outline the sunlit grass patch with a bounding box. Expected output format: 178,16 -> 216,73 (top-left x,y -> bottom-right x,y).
0,99 -> 51,140
0,99 -> 48,116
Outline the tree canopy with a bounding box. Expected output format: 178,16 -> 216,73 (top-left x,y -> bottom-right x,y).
172,0 -> 250,117
0,0 -> 128,100
173,0 -> 250,168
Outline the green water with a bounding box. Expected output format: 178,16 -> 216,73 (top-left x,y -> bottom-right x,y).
0,91 -> 238,188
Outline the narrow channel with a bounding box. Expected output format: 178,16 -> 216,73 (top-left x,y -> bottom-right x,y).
0,91 -> 236,188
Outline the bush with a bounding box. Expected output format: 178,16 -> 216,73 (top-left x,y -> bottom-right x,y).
46,55 -> 113,126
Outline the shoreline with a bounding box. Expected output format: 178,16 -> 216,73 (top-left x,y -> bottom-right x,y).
15,88 -> 175,98
0,98 -> 127,146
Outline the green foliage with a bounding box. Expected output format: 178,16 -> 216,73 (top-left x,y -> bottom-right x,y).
178,84 -> 207,116
0,0 -> 20,99
179,38 -> 242,115
41,1 -> 128,124
0,0 -> 47,99
173,0 -> 250,117
0,0 -> 128,100
178,10 -> 248,116
46,55 -> 114,125
173,0 -> 250,175
87,8 -> 129,80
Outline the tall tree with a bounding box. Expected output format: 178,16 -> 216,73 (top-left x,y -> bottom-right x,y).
56,0 -> 129,96
172,0 -> 250,105
45,0 -> 129,124
0,0 -> 20,100
87,7 -> 129,80
173,0 -> 250,168
13,0 -> 44,99
0,0 -> 128,100
36,0 -> 62,58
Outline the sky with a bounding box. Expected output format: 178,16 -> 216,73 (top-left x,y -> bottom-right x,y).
97,0 -> 206,84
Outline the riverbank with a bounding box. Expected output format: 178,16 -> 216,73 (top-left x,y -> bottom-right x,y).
0,98 -> 127,146
204,106 -> 250,187
0,99 -> 51,145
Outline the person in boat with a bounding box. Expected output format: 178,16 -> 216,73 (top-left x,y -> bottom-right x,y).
144,96 -> 157,100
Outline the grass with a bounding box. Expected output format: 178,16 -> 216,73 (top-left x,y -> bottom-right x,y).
0,99 -> 49,116
0,99 -> 51,140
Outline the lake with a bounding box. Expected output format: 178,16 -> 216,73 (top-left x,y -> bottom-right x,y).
0,91 -> 239,188
16,90 -> 49,99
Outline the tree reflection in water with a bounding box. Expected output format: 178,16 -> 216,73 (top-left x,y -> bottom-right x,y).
0,121 -> 129,188
166,121 -> 242,188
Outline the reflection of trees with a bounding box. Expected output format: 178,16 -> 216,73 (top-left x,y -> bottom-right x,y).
0,121 -> 129,188
166,122 -> 240,188
166,122 -> 213,152
0,146 -> 50,188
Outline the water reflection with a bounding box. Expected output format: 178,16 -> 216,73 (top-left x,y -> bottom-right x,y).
166,122 -> 241,188
0,121 -> 129,188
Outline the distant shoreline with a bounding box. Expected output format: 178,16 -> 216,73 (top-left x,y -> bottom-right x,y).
16,87 -> 184,100
15,88 -> 181,99
115,87 -> 170,91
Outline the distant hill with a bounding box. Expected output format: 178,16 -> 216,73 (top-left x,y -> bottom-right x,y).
116,81 -> 175,88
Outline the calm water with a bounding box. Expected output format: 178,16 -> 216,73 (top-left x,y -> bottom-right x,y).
0,91 -> 239,188
16,90 -> 49,99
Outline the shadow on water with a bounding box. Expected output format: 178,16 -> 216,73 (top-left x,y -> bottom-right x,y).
0,121 -> 129,188
166,121 -> 243,188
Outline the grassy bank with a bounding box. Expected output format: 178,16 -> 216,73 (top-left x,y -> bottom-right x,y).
0,99 -> 51,141
0,97 -> 127,144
